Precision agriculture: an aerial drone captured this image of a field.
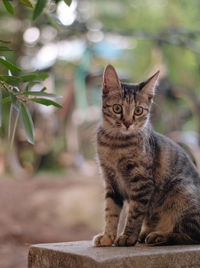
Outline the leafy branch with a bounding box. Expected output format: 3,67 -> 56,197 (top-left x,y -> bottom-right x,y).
0,43 -> 62,146
2,0 -> 73,20
0,0 -> 69,148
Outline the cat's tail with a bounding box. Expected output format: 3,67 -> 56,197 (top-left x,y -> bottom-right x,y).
166,233 -> 198,245
146,232 -> 198,246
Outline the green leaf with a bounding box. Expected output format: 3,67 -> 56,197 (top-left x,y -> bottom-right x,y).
20,103 -> 34,144
0,58 -> 21,72
20,0 -> 33,8
0,90 -> 2,127
29,98 -> 62,108
0,75 -> 20,86
10,92 -> 20,111
40,87 -> 47,92
10,109 -> 20,149
2,96 -> 10,104
0,46 -> 12,51
8,103 -> 14,138
20,72 -> 48,82
8,96 -> 20,144
64,0 -> 72,6
0,40 -> 11,44
46,13 -> 60,30
21,91 -> 62,98
33,0 -> 47,20
3,0 -> 14,15
24,81 -> 39,92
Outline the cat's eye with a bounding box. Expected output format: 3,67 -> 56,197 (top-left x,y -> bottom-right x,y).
134,106 -> 143,116
113,104 -> 122,114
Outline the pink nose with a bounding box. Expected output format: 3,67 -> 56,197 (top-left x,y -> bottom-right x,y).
124,121 -> 132,129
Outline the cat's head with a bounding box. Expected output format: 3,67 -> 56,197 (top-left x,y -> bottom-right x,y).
101,64 -> 159,135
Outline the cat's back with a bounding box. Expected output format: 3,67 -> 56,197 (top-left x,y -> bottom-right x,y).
151,130 -> 195,164
151,131 -> 200,184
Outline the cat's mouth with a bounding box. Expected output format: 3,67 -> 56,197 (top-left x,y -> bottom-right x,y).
115,122 -> 139,135
121,126 -> 135,134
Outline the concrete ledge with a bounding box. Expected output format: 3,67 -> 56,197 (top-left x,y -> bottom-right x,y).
28,240 -> 200,268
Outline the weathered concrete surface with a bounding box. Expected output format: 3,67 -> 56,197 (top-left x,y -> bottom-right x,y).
28,240 -> 200,268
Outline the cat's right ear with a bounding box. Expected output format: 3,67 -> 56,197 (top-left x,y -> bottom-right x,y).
103,64 -> 121,94
139,71 -> 160,101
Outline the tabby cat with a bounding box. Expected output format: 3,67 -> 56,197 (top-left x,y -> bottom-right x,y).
93,64 -> 200,247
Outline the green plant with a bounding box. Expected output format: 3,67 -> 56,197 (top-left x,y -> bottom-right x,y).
0,42 -> 62,146
2,0 -> 72,20
0,0 -> 75,147
0,45 -> 63,147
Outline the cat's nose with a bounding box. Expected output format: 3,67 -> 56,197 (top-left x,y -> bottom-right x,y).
124,121 -> 132,129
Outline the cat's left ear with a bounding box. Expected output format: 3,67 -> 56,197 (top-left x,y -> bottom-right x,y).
103,64 -> 121,94
140,71 -> 160,100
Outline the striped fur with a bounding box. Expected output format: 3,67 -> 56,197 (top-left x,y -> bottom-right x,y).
93,65 -> 200,247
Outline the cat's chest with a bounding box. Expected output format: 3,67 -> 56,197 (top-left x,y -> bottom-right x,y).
98,139 -> 153,199
98,142 -> 147,173
98,145 -> 148,197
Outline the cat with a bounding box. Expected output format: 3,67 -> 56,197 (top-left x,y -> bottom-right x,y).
93,64 -> 200,247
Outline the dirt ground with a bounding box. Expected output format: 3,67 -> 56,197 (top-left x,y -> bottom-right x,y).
0,171 -> 104,268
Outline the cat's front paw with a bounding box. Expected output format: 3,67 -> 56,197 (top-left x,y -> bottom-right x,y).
93,233 -> 114,247
138,231 -> 149,243
115,234 -> 137,247
145,232 -> 168,245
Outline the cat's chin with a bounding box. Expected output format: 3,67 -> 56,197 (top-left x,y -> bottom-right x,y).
120,128 -> 136,135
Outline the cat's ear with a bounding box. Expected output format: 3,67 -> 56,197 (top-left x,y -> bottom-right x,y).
103,64 -> 121,94
140,70 -> 160,100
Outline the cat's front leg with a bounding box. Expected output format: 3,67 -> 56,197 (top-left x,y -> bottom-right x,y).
115,178 -> 154,246
138,218 -> 152,243
93,183 -> 123,247
115,200 -> 141,246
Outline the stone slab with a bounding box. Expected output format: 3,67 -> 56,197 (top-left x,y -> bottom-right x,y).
28,240 -> 200,268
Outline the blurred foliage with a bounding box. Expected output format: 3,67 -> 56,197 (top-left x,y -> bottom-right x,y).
1,0 -> 200,175
0,0 -> 65,147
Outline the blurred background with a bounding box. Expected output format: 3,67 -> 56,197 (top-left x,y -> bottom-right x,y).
1,0 -> 200,267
